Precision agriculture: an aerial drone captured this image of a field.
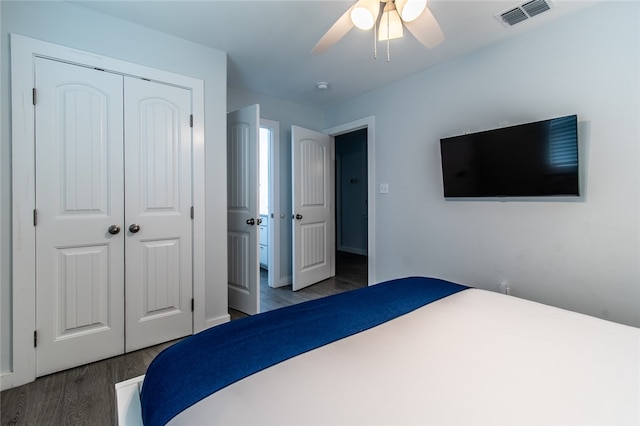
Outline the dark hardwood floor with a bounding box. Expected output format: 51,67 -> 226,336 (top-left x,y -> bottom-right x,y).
0,340 -> 177,426
230,250 -> 368,320
1,251 -> 367,425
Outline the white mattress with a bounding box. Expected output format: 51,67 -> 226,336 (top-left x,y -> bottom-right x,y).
168,289 -> 639,425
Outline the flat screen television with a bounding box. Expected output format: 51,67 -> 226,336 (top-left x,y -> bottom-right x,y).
439,115 -> 579,198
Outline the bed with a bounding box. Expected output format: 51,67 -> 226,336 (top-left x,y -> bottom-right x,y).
116,276 -> 640,425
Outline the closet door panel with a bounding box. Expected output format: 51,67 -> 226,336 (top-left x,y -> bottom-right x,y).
34,58 -> 125,376
124,77 -> 193,352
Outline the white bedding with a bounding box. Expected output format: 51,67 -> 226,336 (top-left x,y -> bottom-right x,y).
167,289 -> 639,425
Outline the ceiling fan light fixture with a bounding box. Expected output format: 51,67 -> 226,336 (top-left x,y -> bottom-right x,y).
395,0 -> 427,22
350,0 -> 380,30
378,4 -> 404,41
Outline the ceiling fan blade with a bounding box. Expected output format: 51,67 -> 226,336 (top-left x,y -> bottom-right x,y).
404,5 -> 444,49
312,5 -> 356,54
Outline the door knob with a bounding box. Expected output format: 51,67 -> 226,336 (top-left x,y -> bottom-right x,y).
257,218 -> 263,225
246,218 -> 255,226
129,224 -> 141,233
295,214 -> 303,220
108,225 -> 121,235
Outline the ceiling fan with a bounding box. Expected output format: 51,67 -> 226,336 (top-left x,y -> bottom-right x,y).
312,0 -> 445,59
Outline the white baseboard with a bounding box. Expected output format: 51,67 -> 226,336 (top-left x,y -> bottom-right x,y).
0,371 -> 14,391
278,275 -> 292,287
205,314 -> 230,330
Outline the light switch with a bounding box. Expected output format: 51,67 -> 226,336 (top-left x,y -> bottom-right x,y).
379,183 -> 389,194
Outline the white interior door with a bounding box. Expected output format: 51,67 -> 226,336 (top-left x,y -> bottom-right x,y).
124,77 -> 194,352
34,58 -> 125,376
227,105 -> 260,314
291,126 -> 335,291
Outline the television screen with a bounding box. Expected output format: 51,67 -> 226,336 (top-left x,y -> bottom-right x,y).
439,115 -> 579,197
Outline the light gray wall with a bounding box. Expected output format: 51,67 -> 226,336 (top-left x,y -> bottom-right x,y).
1,1 -> 228,373
325,1 -> 640,327
227,87 -> 325,285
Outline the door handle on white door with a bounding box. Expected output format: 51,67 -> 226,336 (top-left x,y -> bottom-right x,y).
295,214 -> 303,220
108,225 -> 121,235
246,218 -> 256,226
129,224 -> 141,233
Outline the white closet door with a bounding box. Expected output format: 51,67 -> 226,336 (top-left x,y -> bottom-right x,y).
34,58 -> 125,376
291,126 -> 335,291
124,77 -> 193,352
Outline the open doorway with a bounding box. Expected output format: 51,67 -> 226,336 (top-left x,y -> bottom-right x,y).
289,119 -> 375,292
259,119 -> 281,291
335,128 -> 368,286
257,121 -> 373,313
232,117 -> 375,318
259,126 -> 270,290
326,116 -> 376,286
229,116 -> 375,318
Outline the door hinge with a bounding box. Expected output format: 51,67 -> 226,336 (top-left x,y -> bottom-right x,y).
189,115 -> 193,128
32,88 -> 37,105
191,298 -> 194,312
34,330 -> 37,348
190,206 -> 194,219
33,209 -> 38,226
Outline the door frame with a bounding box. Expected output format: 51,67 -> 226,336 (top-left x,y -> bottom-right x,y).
260,119 -> 283,288
325,116 -> 376,286
6,34 -> 206,390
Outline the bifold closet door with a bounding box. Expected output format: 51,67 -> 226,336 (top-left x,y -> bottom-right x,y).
124,77 -> 194,352
34,58 -> 194,375
34,58 -> 126,376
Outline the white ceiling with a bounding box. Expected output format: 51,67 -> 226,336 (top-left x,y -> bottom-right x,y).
73,0 -> 599,108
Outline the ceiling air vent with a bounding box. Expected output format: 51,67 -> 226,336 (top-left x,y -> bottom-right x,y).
521,0 -> 551,17
496,0 -> 553,27
501,7 -> 528,26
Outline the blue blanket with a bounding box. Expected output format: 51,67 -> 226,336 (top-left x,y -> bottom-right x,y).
140,276 -> 468,425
